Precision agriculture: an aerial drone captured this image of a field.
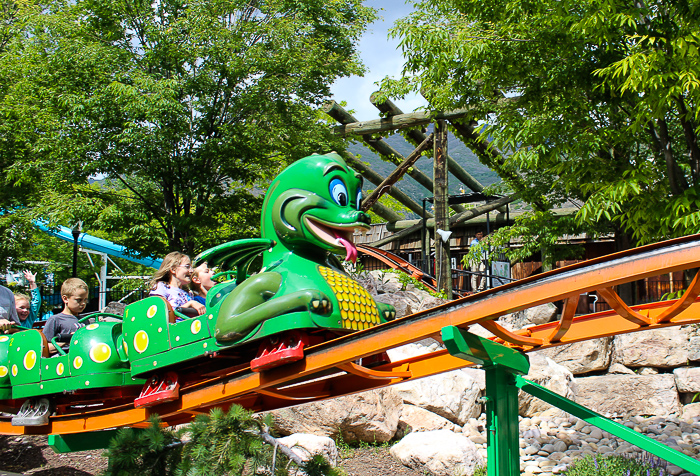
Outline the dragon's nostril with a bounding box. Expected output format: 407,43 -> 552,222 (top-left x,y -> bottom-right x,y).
358,213 -> 370,225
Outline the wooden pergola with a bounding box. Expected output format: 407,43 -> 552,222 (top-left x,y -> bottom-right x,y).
324,96 -> 523,299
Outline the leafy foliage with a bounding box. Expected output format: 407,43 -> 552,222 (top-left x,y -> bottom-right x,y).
177,406 -> 274,476
562,454 -> 665,476
381,0 -> 700,258
103,415 -> 182,476
1,0 -> 374,257
103,406 -> 339,476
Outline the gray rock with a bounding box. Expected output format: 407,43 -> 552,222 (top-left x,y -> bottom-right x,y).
612,328 -> 690,368
681,402 -> 700,421
277,434 -> 338,466
398,404 -> 456,433
501,303 -> 557,328
267,387 -> 402,443
394,370 -> 482,425
537,338 -> 612,375
576,374 -> 681,417
519,354 -> 577,417
390,430 -> 483,476
674,367 -> 700,393
608,363 -> 635,374
688,336 -> 700,362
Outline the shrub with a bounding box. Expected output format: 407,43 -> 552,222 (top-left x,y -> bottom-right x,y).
562,453 -> 666,476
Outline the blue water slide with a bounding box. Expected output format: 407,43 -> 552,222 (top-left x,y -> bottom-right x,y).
34,222 -> 163,269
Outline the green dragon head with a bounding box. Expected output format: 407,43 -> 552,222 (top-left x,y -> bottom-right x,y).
261,153 -> 370,263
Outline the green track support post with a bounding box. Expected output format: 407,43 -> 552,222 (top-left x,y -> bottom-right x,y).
442,326 -> 530,476
49,429 -> 122,453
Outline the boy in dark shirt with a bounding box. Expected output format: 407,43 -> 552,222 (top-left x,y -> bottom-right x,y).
43,278 -> 89,354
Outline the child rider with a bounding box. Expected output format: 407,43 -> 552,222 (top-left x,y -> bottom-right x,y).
15,270 -> 42,329
42,278 -> 89,354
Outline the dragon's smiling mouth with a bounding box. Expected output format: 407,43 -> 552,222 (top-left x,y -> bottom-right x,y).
304,216 -> 362,263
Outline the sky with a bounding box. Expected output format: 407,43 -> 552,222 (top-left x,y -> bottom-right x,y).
329,0 -> 425,121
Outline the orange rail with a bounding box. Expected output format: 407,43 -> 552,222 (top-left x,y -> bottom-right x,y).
2,234 -> 700,435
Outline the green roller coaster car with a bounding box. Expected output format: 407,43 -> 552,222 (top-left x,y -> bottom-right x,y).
124,152 -> 395,380
0,152 -> 396,419
2,314 -> 144,425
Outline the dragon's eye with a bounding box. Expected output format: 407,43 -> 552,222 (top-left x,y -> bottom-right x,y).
356,189 -> 362,210
329,178 -> 348,206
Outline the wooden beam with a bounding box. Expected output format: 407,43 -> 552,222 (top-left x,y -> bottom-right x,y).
449,119 -> 546,213
340,151 -> 432,218
364,192 -> 404,222
325,101 -> 466,214
325,101 -> 436,193
368,193 -> 518,248
361,133 -> 434,212
331,106 -> 473,137
370,93 -> 486,195
433,120 -> 452,299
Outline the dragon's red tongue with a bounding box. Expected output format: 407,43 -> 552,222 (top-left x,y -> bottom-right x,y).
335,235 -> 358,264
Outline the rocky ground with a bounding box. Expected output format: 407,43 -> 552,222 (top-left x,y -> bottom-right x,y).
0,435 -> 425,476
2,412 -> 699,476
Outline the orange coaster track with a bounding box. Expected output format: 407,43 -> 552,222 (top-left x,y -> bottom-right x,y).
3,235 -> 700,436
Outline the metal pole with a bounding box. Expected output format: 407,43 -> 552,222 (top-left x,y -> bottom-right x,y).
71,223 -> 81,278
422,198 -> 427,273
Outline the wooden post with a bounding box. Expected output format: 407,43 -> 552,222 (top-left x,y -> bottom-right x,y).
433,120 -> 452,299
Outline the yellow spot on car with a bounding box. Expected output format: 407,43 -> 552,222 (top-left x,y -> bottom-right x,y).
147,305 -> 158,318
23,350 -> 37,370
11,365 -> 17,377
0,366 -> 7,377
86,323 -> 99,330
134,331 -> 149,354
0,336 -> 9,343
90,343 -> 112,363
191,320 -> 202,334
73,356 -> 83,369
56,362 -> 64,376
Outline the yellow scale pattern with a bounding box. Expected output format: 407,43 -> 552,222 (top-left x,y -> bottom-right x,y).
319,266 -> 381,331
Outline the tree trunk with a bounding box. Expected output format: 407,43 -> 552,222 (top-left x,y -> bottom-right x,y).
433,120 -> 452,299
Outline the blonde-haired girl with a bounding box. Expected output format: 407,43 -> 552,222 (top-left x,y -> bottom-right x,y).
149,252 -> 205,316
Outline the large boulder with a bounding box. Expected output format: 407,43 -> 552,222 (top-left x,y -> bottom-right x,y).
536,337 -> 612,375
681,402 -> 700,421
500,303 -> 558,328
267,387 -> 402,443
365,270 -> 448,318
399,404 -> 456,433
673,367 -> 700,393
393,370 -> 482,425
576,374 -> 681,417
519,354 -> 577,417
390,430 -> 483,476
386,341 -> 440,362
612,327 -> 690,368
277,434 -> 338,467
688,336 -> 700,363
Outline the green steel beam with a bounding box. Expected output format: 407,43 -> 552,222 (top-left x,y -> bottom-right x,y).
516,376 -> 700,475
441,326 -> 529,375
482,365 -> 521,476
49,429 -> 122,453
442,326 -> 529,476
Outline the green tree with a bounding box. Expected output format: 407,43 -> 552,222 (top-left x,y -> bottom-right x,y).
2,0 -> 374,257
103,407 -> 340,476
382,0 -> 700,258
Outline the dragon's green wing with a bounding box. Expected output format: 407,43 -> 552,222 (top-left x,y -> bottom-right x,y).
194,239 -> 275,284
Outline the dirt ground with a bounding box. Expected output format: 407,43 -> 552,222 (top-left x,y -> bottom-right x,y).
0,435 -> 425,476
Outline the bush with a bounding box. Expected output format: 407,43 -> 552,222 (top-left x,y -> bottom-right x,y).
562,454 -> 666,476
